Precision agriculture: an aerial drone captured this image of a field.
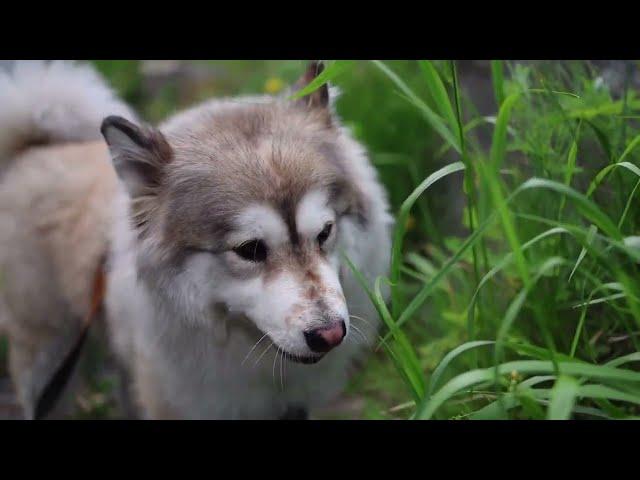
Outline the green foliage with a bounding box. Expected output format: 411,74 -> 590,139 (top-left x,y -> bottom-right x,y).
347,60 -> 640,419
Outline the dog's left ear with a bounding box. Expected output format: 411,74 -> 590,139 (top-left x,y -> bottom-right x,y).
101,116 -> 173,199
293,61 -> 330,111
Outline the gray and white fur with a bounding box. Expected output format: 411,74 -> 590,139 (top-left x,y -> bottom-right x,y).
0,60 -> 392,419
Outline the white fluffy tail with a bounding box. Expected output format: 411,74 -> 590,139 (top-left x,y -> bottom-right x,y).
0,60 -> 136,160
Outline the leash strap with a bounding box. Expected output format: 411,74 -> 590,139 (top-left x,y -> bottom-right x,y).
34,257 -> 107,420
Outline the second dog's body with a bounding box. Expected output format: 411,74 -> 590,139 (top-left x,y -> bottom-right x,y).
0,61 -> 392,419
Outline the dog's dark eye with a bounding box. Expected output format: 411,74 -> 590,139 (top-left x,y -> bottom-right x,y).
317,222 -> 333,247
234,239 -> 267,262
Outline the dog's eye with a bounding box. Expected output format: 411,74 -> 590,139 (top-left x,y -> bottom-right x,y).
233,239 -> 267,262
317,222 -> 333,247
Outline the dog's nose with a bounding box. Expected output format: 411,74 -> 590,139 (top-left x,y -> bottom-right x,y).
304,321 -> 346,353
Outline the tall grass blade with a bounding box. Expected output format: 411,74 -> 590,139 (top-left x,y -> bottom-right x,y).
516,178 -> 623,241
426,341 -> 495,398
489,93 -> 520,172
559,122 -> 582,218
490,60 -> 505,108
419,60 -> 458,139
371,60 -> 461,153
478,160 -> 531,287
569,224 -> 597,283
288,60 -> 354,99
587,161 -> 640,197
547,375 -> 580,419
390,162 -> 465,316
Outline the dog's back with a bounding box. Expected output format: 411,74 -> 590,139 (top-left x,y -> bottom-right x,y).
0,61 -> 135,418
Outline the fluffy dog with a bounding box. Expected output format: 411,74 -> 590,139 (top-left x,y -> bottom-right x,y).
0,61 -> 392,419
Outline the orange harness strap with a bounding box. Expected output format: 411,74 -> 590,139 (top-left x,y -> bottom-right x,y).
34,257 -> 107,420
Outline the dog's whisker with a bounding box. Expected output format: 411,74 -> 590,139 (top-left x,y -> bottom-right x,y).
346,335 -> 359,347
272,346 -> 280,388
350,324 -> 369,345
351,322 -> 369,333
241,332 -> 270,366
349,318 -> 375,333
349,314 -> 375,328
350,318 -> 377,339
345,326 -> 361,345
279,348 -> 285,391
283,349 -> 287,386
254,340 -> 274,368
351,325 -> 364,341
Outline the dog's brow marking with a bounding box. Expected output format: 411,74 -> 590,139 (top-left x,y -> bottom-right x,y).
234,204 -> 288,246
281,203 -> 300,246
296,189 -> 334,239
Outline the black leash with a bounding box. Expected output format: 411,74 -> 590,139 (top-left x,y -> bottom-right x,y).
34,258 -> 106,420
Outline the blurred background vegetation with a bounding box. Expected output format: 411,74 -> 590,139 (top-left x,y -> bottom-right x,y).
2,60 -> 640,419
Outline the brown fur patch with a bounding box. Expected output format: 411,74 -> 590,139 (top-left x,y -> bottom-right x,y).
125,92 -> 368,280
159,103 -> 358,252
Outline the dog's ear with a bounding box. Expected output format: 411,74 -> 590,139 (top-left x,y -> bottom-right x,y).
101,116 -> 172,198
293,61 -> 330,111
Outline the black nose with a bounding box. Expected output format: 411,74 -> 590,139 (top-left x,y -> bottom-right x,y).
304,321 -> 346,353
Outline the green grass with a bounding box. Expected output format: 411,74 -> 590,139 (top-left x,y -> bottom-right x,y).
90,60 -> 640,420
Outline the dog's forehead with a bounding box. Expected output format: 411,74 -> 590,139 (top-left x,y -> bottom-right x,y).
230,189 -> 334,246
166,132 -> 336,216
167,101 -> 338,186
164,100 -> 332,147
161,101 -> 345,247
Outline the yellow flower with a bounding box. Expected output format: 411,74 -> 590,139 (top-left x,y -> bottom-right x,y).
264,77 -> 285,94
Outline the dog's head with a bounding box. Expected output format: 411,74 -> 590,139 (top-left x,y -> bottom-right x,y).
101,62 -> 368,364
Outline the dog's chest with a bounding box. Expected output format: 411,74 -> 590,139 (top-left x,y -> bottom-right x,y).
130,314 -> 352,419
